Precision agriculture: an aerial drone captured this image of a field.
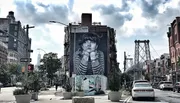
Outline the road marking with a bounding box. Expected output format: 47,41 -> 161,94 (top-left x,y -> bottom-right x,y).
123,96 -> 131,103
126,96 -> 131,103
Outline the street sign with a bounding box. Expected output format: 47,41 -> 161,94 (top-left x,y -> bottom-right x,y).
28,50 -> 33,52
20,58 -> 32,62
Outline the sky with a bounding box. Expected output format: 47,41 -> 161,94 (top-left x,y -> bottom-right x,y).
0,0 -> 179,71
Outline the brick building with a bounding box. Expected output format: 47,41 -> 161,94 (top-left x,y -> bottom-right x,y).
167,17 -> 180,83
63,13 -> 118,95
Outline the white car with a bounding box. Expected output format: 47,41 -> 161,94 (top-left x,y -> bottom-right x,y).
159,81 -> 173,90
132,82 -> 155,101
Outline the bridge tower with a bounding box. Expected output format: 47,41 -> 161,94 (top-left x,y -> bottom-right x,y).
134,40 -> 151,80
124,51 -> 133,72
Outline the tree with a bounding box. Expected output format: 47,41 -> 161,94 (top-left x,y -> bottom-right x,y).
39,52 -> 61,85
0,63 -> 22,86
120,73 -> 133,88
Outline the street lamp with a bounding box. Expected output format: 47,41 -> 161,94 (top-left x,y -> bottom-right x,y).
49,21 -> 68,26
49,20 -> 70,83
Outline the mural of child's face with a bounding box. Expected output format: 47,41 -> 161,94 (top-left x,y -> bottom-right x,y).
90,41 -> 98,52
82,40 -> 98,52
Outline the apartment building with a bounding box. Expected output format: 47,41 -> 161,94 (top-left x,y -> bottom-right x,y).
0,41 -> 8,64
0,11 -> 32,65
167,17 -> 180,83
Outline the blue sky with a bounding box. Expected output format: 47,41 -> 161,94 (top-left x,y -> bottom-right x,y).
0,0 -> 178,71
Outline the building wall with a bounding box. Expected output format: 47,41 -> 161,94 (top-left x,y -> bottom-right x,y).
168,17 -> 180,83
64,13 -> 118,95
0,11 -> 31,65
0,41 -> 8,64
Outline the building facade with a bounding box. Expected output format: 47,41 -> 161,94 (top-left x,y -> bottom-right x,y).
0,41 -> 8,64
63,13 -> 118,95
167,17 -> 180,83
0,11 -> 32,66
144,53 -> 170,83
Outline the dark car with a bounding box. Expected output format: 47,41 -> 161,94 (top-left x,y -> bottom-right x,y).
173,82 -> 180,93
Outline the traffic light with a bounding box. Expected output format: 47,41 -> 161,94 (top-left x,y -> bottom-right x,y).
28,64 -> 34,72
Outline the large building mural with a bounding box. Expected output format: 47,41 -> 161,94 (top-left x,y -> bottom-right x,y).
70,32 -> 108,76
69,29 -> 108,95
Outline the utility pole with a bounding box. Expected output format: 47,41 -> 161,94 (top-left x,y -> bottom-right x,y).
124,52 -> 126,72
24,25 -> 34,73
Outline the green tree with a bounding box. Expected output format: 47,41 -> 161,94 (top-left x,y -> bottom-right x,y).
0,63 -> 22,86
39,52 -> 61,85
0,64 -> 10,86
120,73 -> 133,88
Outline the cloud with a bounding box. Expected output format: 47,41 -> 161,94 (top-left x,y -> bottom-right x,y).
139,0 -> 170,19
68,0 -> 74,12
91,3 -> 133,28
14,0 -> 69,25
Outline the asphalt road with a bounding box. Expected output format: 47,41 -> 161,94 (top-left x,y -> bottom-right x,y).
124,89 -> 180,103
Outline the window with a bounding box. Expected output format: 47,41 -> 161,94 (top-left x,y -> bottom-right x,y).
10,53 -> 13,57
14,43 -> 17,47
15,26 -> 18,30
14,32 -> 17,36
10,59 -> 13,62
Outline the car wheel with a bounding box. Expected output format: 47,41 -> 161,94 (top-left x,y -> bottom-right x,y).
151,97 -> 155,101
173,89 -> 175,92
132,97 -> 136,100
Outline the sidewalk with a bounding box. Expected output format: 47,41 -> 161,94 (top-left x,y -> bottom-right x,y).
0,87 -> 130,103
36,87 -> 130,103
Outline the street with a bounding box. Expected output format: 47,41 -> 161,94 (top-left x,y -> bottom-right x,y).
124,89 -> 180,103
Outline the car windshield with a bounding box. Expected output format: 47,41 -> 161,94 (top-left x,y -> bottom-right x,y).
134,83 -> 151,87
135,81 -> 148,83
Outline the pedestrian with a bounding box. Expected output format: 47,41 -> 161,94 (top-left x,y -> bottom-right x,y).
55,83 -> 58,91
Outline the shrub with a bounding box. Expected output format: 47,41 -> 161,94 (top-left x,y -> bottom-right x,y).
13,89 -> 27,95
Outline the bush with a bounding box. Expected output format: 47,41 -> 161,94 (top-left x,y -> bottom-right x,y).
62,78 -> 72,92
109,65 -> 121,91
13,89 -> 27,95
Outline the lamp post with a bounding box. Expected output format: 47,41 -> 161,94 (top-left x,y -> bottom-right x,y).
24,25 -> 35,74
49,21 -> 70,84
37,48 -> 48,84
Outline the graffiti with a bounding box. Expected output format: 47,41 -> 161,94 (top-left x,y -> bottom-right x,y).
75,75 -> 107,95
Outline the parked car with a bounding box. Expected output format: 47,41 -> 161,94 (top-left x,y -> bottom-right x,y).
131,82 -> 155,101
159,81 -> 173,90
15,82 -> 22,87
132,80 -> 148,87
173,82 -> 180,93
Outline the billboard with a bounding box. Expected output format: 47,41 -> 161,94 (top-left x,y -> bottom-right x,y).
70,32 -> 108,76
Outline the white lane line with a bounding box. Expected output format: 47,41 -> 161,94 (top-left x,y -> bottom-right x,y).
123,96 -> 131,103
126,96 -> 131,103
